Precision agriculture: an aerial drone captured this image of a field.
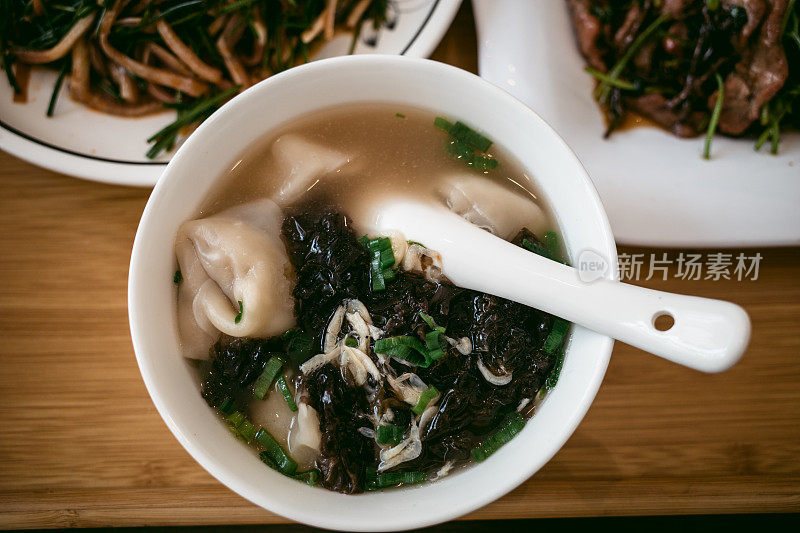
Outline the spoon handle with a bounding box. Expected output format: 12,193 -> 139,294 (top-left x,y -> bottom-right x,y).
376,202 -> 750,373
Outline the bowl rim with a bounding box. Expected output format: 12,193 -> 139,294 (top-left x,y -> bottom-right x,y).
128,54 -> 617,531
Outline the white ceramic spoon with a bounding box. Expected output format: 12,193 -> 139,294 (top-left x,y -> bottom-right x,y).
374,201 -> 751,373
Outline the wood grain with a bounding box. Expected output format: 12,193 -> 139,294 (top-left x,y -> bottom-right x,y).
0,3 -> 799,529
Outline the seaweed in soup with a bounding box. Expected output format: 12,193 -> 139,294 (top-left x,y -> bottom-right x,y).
363,270 -> 464,337
298,365 -> 375,493
201,336 -> 283,409
281,209 -> 371,350
407,290 -> 555,471
280,205 -> 561,492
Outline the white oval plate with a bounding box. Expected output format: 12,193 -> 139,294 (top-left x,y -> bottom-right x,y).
474,0 -> 800,247
0,0 -> 462,187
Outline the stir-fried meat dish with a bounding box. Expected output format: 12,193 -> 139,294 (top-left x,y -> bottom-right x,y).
568,0 -> 799,154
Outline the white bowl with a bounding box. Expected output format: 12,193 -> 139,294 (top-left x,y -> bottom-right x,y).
128,55 -> 618,531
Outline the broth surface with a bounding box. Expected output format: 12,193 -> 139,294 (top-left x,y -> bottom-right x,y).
201,103 -> 556,236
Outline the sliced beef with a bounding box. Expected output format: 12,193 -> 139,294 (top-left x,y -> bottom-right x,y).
721,0 -> 767,44
661,0 -> 696,16
628,93 -> 707,137
719,0 -> 789,134
567,0 -> 607,70
614,2 -> 645,50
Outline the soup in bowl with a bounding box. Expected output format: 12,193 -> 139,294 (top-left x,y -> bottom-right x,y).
129,55 -> 617,531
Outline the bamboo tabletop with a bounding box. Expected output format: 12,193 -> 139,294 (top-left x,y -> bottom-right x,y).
1,3 -> 799,529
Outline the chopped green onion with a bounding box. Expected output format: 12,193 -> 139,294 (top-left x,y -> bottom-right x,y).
703,73 -> 725,160
375,331 -> 447,368
234,300 -> 243,324
360,236 -> 396,292
276,376 -> 298,412
424,330 -> 445,362
543,318 -> 570,356
375,336 -> 430,366
381,268 -> 396,282
371,269 -> 386,291
226,410 -> 245,428
522,237 -> 551,260
259,451 -> 278,469
395,113 -> 406,118
219,397 -> 235,415
292,468 -> 321,486
436,116 -> 499,171
449,121 -> 493,152
365,468 -> 426,490
413,386 -> 439,415
407,240 -> 427,248
258,449 -> 306,481
379,248 -> 395,269
584,66 -> 637,91
376,425 -> 404,446
419,311 -> 445,332
522,232 -> 559,260
256,428 -> 298,475
46,61 -> 70,117
545,347 -> 566,391
706,0 -> 720,10
253,356 -> 284,400
376,343 -> 415,361
471,412 -> 525,462
446,139 -> 473,161
522,233 -> 568,265
544,231 -> 559,259
469,154 -> 500,171
426,348 -> 444,363
284,329 -> 314,364
367,237 -> 392,252
236,419 -> 257,443
344,337 -> 358,348
173,270 -> 182,284
225,411 -> 256,443
434,116 -> 454,132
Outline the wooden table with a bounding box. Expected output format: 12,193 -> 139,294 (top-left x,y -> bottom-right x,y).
1,3 -> 798,529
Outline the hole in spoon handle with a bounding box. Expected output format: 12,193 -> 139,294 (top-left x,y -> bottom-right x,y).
581,281 -> 751,373
652,312 -> 674,331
